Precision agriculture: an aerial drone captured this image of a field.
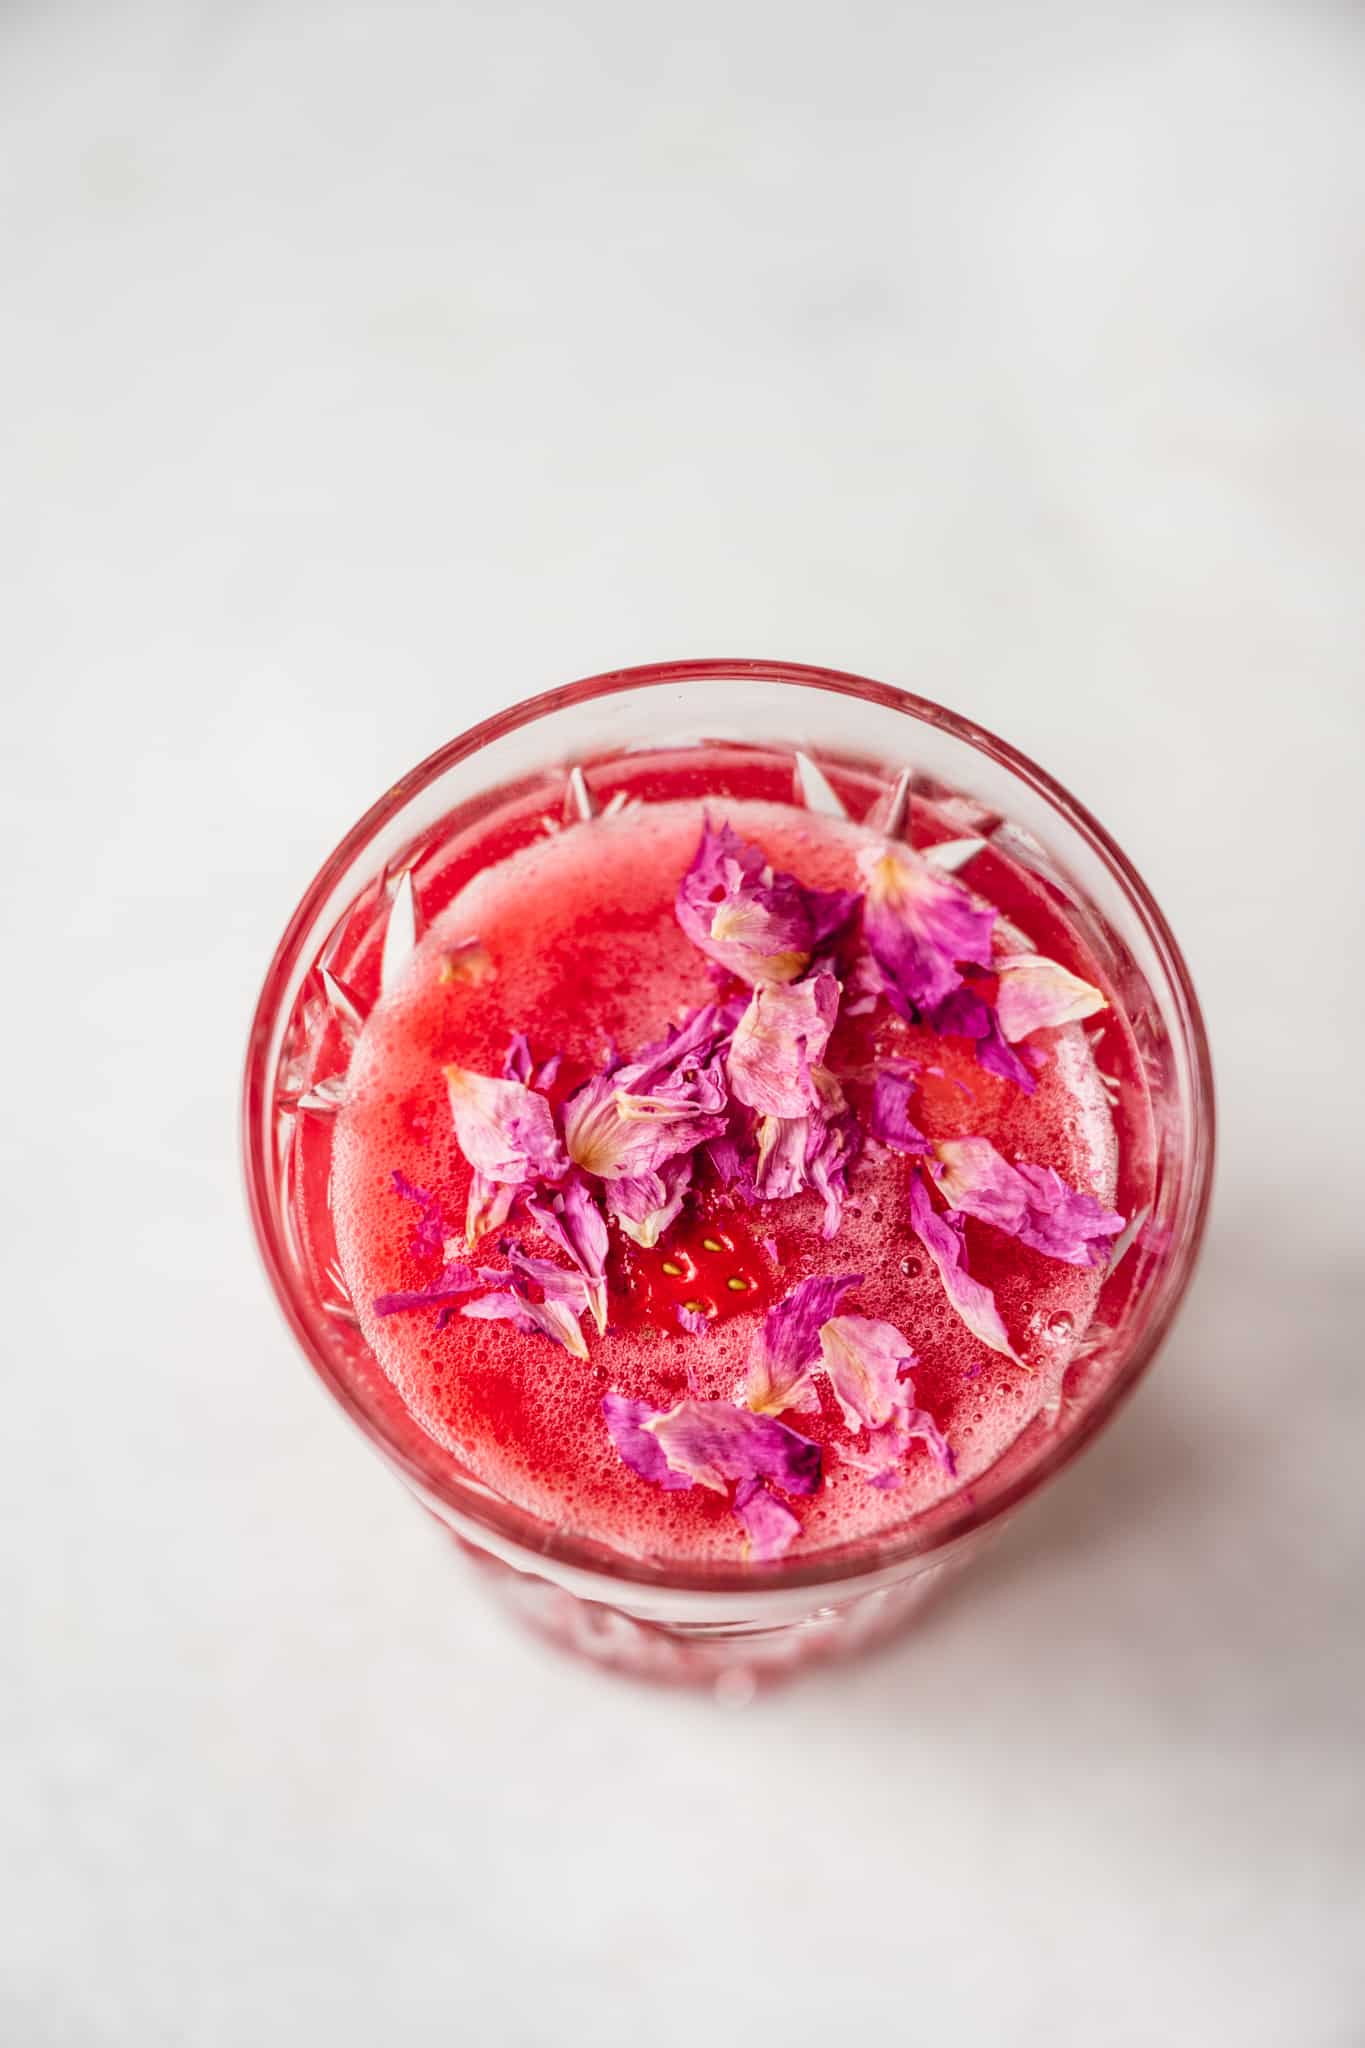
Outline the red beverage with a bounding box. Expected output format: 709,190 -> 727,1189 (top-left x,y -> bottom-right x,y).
314,748 -> 1148,1569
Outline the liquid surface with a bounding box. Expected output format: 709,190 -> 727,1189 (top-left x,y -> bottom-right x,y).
330,775 -> 1124,1565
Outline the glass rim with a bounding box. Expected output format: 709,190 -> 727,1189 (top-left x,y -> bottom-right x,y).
242,657 -> 1216,1596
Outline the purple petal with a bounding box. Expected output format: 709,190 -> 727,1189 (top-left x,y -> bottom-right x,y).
526,1173 -> 610,1330
676,1304 -> 711,1338
741,1271 -> 863,1416
732,1479 -> 802,1561
727,972 -> 839,1117
908,1172 -> 1022,1363
931,1139 -> 1124,1268
839,1405 -> 956,1489
444,1064 -> 568,1183
604,1152 -> 693,1249
857,842 -> 996,1015
817,1314 -> 918,1432
647,1399 -> 823,1498
675,819 -> 849,987
563,1067 -> 727,1182
501,1031 -> 564,1092
602,1392 -> 694,1490
373,1259 -> 500,1318
390,1169 -> 448,1259
462,1245 -> 591,1359
927,989 -> 1037,1096
995,954 -> 1107,1042
868,1072 -> 929,1154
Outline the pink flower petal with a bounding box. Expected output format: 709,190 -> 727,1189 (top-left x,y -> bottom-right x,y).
931,1138 -> 1124,1268
733,1479 -> 802,1561
741,1271 -> 863,1416
908,1172 -> 1023,1363
727,972 -> 839,1117
857,841 -> 996,1015
838,1404 -> 956,1489
462,1246 -> 591,1359
562,1007 -> 731,1182
647,1399 -> 823,1497
444,1064 -> 568,1183
604,1153 -> 693,1249
816,1314 -> 917,1432
526,1173 -> 610,1330
676,819 -> 858,986
868,1072 -> 929,1154
373,1259 -> 498,1319
995,953 -> 1106,1042
502,1032 -> 564,1092
602,1392 -> 694,1490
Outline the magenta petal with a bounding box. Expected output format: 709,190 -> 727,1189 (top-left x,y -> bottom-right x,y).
868,1072 -> 929,1154
444,1064 -> 568,1183
727,972 -> 839,1117
932,1138 -> 1124,1268
995,953 -> 1106,1042
373,1259 -> 497,1318
602,1392 -> 694,1491
928,989 -> 1037,1096
857,842 -> 996,1015
1013,1161 -> 1125,1266
741,1271 -> 863,1415
463,1245 -> 591,1359
675,820 -> 819,985
908,1172 -> 1022,1362
732,1480 -> 802,1561
563,1011 -> 730,1183
648,1399 -> 822,1497
526,1173 -> 610,1330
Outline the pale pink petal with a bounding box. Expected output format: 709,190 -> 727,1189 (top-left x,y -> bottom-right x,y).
462,1246 -> 591,1359
817,1314 -> 918,1432
444,1064 -> 567,1183
908,1172 -> 1022,1363
930,1137 -> 1029,1234
602,1392 -> 693,1490
931,1138 -> 1124,1269
995,953 -> 1107,1042
726,972 -> 839,1118
838,1404 -> 955,1488
733,1479 -> 802,1561
464,1170 -> 518,1248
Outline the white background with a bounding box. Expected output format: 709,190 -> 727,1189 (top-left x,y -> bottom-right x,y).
3,4 -> 1363,2043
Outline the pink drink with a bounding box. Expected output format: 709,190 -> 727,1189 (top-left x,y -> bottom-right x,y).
308,746 -> 1150,1571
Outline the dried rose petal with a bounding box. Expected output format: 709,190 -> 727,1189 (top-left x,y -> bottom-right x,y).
931,1137 -> 1124,1268
868,1072 -> 929,1154
676,1304 -> 711,1338
676,819 -> 859,986
908,1172 -> 1023,1363
733,1479 -> 802,1561
647,1399 -> 822,1498
444,1064 -> 568,1183
727,972 -> 839,1118
817,1314 -> 917,1432
562,1011 -> 730,1182
462,1247 -> 591,1360
741,1271 -> 863,1416
526,1173 -> 610,1331
857,841 -> 996,1015
747,1068 -> 859,1238
602,1392 -> 693,1490
463,1169 -> 519,1248
995,953 -> 1106,1042
928,988 -> 1037,1095
390,1170 -> 447,1259
604,1153 -> 694,1250
373,1259 -> 501,1319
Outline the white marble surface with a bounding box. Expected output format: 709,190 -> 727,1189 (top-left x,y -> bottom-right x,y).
3,3 -> 1363,2042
